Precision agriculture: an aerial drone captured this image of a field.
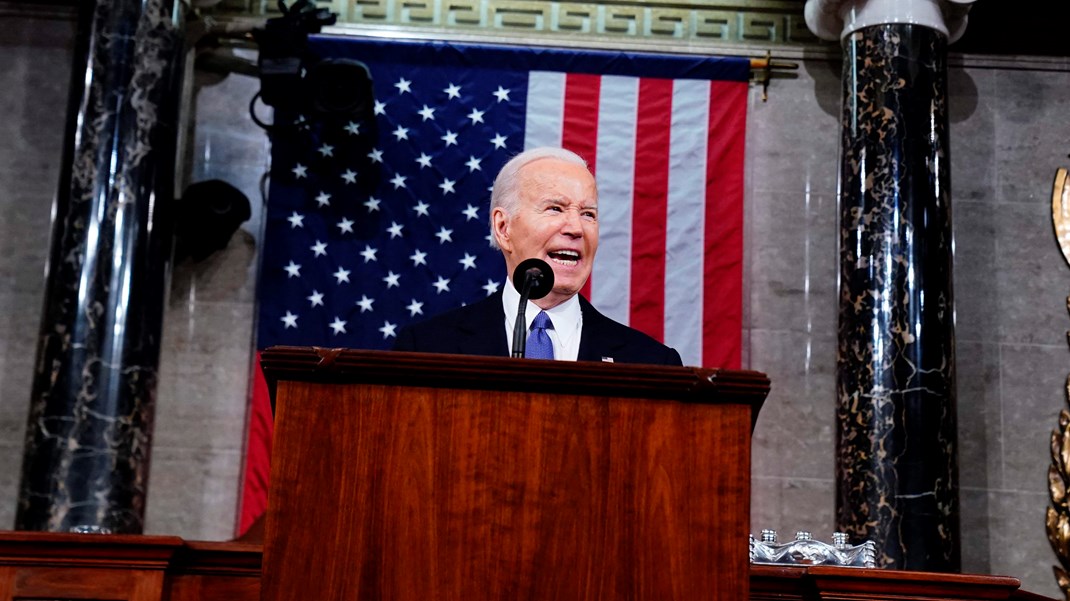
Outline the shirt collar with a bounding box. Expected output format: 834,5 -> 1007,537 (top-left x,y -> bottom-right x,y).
502,278 -> 582,345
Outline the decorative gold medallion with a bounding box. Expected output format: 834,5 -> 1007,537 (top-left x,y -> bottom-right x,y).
1053,168 -> 1070,268
1048,166 -> 1070,600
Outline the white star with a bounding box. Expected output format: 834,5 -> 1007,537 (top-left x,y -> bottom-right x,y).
390,173 -> 407,189
409,249 -> 427,266
307,290 -> 324,307
344,121 -> 361,135
368,148 -> 384,163
405,299 -> 424,316
333,266 -> 351,283
287,212 -> 304,228
310,240 -> 327,256
482,279 -> 500,295
435,227 -> 453,243
439,178 -> 456,194
356,295 -> 374,313
373,100 -> 386,115
485,231 -> 495,245
284,261 -> 301,278
341,169 -> 357,184
329,317 -> 347,335
492,86 -> 511,102
467,108 -> 485,124
379,321 -> 397,339
317,143 -> 334,157
364,196 -> 381,212
462,204 -> 479,221
383,271 -> 401,288
315,191 -> 331,207
291,163 -> 307,178
432,276 -> 451,293
413,200 -> 430,217
459,253 -> 477,270
444,82 -> 461,99
387,221 -> 404,239
441,130 -> 458,147
418,105 -> 435,121
280,311 -> 298,329
392,125 -> 409,141
337,217 -> 354,234
491,133 -> 507,149
465,155 -> 482,172
395,77 -> 412,94
416,153 -> 432,168
360,245 -> 378,263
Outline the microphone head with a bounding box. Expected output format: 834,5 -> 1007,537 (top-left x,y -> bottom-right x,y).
512,258 -> 555,300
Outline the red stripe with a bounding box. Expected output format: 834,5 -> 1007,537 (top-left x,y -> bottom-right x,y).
629,79 -> 673,341
703,81 -> 747,369
236,352 -> 274,536
561,73 -> 600,300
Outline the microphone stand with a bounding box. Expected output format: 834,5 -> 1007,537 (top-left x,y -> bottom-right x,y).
511,276 -> 536,358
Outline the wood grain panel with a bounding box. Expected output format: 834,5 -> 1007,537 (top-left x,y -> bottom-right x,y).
10,566 -> 162,600
165,541 -> 261,601
259,348 -> 771,407
750,565 -> 1034,601
261,356 -> 761,601
0,533 -> 179,601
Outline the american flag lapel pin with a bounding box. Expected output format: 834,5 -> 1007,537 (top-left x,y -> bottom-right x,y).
601,357 -> 614,363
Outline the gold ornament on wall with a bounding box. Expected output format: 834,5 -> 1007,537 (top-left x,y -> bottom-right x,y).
1053,168 -> 1070,267
1047,165 -> 1070,600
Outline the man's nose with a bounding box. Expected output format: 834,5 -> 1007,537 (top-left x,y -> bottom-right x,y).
561,209 -> 583,236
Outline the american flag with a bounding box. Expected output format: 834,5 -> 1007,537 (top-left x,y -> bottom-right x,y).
239,35 -> 749,534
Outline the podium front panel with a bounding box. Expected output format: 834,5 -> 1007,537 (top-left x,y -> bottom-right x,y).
260,348 -> 769,601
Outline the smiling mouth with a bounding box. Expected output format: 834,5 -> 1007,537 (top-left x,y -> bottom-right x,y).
548,250 -> 580,266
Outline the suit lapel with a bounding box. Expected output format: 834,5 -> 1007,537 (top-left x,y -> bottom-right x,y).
456,290 -> 509,357
577,296 -> 626,362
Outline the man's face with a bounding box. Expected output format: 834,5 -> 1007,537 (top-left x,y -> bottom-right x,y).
493,158 -> 599,309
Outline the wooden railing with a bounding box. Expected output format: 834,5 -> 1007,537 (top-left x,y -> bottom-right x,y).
0,532 -> 1055,601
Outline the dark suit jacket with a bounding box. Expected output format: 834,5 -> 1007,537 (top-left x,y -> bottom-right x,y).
393,290 -> 683,366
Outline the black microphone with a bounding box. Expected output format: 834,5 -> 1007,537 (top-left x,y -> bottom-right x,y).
510,258 -> 555,358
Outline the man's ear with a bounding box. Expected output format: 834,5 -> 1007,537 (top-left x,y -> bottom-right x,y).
492,207 -> 511,251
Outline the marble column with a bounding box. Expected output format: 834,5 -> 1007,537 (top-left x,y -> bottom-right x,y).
16,0 -> 185,534
805,0 -> 974,571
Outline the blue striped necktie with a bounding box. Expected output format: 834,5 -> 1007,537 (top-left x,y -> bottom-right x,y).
526,311 -> 555,360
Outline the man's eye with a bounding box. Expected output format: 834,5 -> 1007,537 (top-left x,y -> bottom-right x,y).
547,206 -> 563,212
582,211 -> 597,219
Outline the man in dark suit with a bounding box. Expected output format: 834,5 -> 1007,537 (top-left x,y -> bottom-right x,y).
393,147 -> 682,367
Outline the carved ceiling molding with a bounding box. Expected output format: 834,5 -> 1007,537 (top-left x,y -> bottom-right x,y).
207,0 -> 819,48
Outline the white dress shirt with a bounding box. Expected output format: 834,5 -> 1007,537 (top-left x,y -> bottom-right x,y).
502,280 -> 583,361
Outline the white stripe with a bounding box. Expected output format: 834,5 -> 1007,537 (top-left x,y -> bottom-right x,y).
663,79 -> 709,366
524,72 -> 565,149
590,75 -> 639,324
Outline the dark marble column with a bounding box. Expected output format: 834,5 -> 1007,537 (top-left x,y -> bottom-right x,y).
834,24 -> 959,571
16,0 -> 184,534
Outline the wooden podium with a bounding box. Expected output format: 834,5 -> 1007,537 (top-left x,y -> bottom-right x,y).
259,348 -> 769,600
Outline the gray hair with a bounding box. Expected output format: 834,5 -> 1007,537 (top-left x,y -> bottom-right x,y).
488,147 -> 589,249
